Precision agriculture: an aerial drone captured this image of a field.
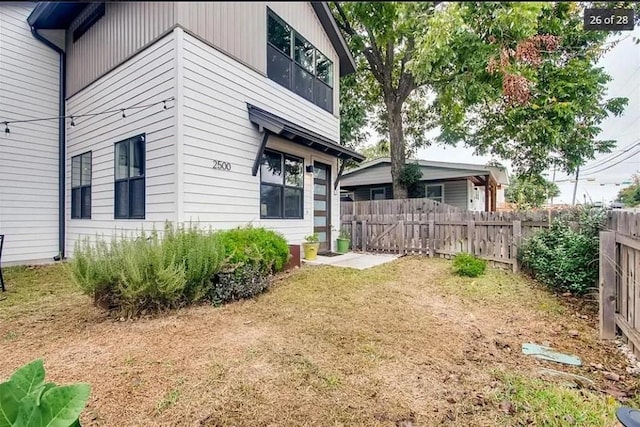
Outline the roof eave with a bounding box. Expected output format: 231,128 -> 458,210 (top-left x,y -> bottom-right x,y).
28,2 -> 89,30
310,2 -> 356,77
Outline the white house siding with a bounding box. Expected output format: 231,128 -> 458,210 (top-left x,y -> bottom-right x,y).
65,32 -> 177,256
0,4 -> 60,264
181,31 -> 340,247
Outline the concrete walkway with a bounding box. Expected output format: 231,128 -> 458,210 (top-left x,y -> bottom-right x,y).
302,252 -> 400,270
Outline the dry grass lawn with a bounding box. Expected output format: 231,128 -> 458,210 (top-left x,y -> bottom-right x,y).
0,257 -> 638,426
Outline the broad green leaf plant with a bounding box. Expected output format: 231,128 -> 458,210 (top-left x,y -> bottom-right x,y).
0,359 -> 90,427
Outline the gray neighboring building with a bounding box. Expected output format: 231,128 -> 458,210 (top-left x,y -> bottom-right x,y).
340,158 -> 510,212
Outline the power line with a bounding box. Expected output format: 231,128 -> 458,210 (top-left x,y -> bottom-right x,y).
580,138 -> 640,172
581,146 -> 640,176
1,97 -> 175,134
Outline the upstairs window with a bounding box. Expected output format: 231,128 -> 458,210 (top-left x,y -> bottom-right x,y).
71,151 -> 92,219
267,9 -> 334,113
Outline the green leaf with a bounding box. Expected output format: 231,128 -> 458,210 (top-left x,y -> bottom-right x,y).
15,384 -> 91,427
8,359 -> 45,402
0,382 -> 19,427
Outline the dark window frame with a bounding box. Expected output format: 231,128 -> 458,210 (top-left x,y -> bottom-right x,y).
114,134 -> 146,220
266,8 -> 334,113
260,149 -> 304,220
71,151 -> 92,219
73,3 -> 106,43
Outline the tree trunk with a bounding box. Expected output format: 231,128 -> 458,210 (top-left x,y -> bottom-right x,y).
388,103 -> 407,199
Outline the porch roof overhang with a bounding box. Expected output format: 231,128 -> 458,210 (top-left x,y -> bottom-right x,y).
28,2 -> 89,29
247,104 -> 365,166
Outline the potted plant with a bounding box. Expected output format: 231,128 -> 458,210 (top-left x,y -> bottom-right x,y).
336,227 -> 350,253
302,233 -> 320,260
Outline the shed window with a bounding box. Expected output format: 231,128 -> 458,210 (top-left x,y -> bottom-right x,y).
71,151 -> 92,219
267,9 -> 334,113
426,184 -> 444,203
371,187 -> 386,200
260,150 -> 303,219
114,134 -> 145,219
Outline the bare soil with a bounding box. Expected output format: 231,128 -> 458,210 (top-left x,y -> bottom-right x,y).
0,257 -> 636,426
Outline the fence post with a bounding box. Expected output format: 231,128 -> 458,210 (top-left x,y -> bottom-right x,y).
467,220 -> 475,254
512,220 -> 522,273
399,220 -> 405,254
600,231 -> 617,340
351,220 -> 357,251
428,219 -> 435,258
362,219 -> 368,253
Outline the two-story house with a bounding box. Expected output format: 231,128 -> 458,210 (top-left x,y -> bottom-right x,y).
0,1 -> 364,265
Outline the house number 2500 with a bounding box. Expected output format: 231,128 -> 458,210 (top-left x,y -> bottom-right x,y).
212,160 -> 231,171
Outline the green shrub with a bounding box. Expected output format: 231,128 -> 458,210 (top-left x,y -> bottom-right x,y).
452,253 -> 487,277
69,223 -> 225,316
211,264 -> 272,305
217,226 -> 290,273
0,359 -> 90,427
519,206 -> 605,295
68,224 -> 288,316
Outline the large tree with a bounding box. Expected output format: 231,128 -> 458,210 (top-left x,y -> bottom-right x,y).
333,2 -> 441,198
333,2 -> 634,197
616,174 -> 640,207
506,174 -> 560,210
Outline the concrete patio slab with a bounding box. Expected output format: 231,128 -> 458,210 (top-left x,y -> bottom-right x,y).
302,252 -> 401,270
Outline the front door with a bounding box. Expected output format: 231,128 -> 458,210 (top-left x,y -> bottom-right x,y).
313,162 -> 331,253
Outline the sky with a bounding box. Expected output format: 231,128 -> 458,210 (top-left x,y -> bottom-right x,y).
406,26 -> 640,205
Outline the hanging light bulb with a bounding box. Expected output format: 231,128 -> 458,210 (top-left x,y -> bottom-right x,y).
3,122 -> 9,134
121,109 -> 126,119
70,116 -> 75,127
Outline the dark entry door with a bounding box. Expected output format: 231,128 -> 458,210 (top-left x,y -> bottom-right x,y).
313,162 -> 331,253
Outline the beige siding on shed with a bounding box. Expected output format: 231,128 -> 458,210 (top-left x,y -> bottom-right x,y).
0,3 -> 60,264
442,180 -> 469,210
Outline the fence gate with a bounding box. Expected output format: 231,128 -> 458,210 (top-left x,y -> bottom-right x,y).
599,211 -> 640,357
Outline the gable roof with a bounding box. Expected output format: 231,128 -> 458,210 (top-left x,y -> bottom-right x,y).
342,157 -> 510,186
28,2 -> 357,76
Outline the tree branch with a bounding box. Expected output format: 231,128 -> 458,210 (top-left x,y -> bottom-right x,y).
332,2 -> 356,36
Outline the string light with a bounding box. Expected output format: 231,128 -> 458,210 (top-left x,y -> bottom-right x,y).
0,97 -> 174,134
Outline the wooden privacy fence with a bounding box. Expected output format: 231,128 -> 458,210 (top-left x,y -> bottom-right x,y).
599,211 -> 640,356
341,197 -> 461,217
342,200 -> 557,271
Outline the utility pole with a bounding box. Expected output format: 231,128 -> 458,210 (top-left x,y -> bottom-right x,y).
571,166 -> 580,205
550,165 -> 556,206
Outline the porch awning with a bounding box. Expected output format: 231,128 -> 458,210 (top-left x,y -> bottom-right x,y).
247,104 -> 365,163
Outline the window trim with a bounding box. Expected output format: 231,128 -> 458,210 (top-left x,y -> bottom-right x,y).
425,183 -> 445,203
71,151 -> 92,219
260,149 -> 304,220
114,134 -> 146,220
370,187 -> 386,200
266,8 -> 334,112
